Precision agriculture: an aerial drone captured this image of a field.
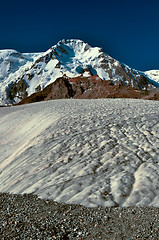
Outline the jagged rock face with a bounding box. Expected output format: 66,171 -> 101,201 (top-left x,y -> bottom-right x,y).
8,78 -> 28,100
17,75 -> 157,105
0,39 -> 158,105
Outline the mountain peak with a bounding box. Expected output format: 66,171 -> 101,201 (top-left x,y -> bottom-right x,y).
56,38 -> 89,48
51,39 -> 93,56
0,39 -> 159,105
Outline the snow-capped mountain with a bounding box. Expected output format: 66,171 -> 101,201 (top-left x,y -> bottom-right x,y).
0,39 -> 158,105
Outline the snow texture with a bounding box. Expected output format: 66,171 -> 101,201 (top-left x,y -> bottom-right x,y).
0,99 -> 159,207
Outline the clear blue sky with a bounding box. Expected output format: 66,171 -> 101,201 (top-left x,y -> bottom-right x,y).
0,0 -> 159,71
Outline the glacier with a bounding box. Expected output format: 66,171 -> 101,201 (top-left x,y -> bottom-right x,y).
0,98 -> 159,207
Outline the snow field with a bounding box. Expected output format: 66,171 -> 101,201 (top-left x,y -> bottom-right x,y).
0,99 -> 159,207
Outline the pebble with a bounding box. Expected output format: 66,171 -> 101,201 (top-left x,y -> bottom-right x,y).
0,192 -> 159,239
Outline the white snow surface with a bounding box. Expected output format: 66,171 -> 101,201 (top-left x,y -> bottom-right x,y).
0,99 -> 159,207
144,70 -> 159,84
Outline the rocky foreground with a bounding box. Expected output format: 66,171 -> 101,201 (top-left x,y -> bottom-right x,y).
0,192 -> 159,240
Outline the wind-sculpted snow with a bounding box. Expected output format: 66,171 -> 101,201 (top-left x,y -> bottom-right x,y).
0,99 -> 159,207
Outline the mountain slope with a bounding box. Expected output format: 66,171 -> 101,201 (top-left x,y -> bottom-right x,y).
17,75 -> 154,105
0,39 -> 158,105
0,50 -> 41,105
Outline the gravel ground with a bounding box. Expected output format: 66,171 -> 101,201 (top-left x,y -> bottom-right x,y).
0,193 -> 159,240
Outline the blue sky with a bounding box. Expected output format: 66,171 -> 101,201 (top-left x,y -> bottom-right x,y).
0,0 -> 159,71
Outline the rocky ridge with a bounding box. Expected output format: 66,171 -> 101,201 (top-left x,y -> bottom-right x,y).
17,75 -> 159,105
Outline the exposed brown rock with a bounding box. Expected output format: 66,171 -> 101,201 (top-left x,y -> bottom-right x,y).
17,75 -> 158,105
17,77 -> 74,105
142,89 -> 159,100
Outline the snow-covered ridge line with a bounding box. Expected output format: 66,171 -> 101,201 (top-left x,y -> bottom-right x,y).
0,39 -> 158,105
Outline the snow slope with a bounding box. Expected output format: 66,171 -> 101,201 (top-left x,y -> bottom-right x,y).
0,39 -> 158,105
0,99 -> 159,207
0,50 -> 41,105
144,70 -> 159,85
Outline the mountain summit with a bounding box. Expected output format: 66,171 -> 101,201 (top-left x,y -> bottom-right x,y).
0,39 -> 159,105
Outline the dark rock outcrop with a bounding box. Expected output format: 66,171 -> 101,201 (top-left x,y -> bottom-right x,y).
8,78 -> 28,100
17,75 -> 157,105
